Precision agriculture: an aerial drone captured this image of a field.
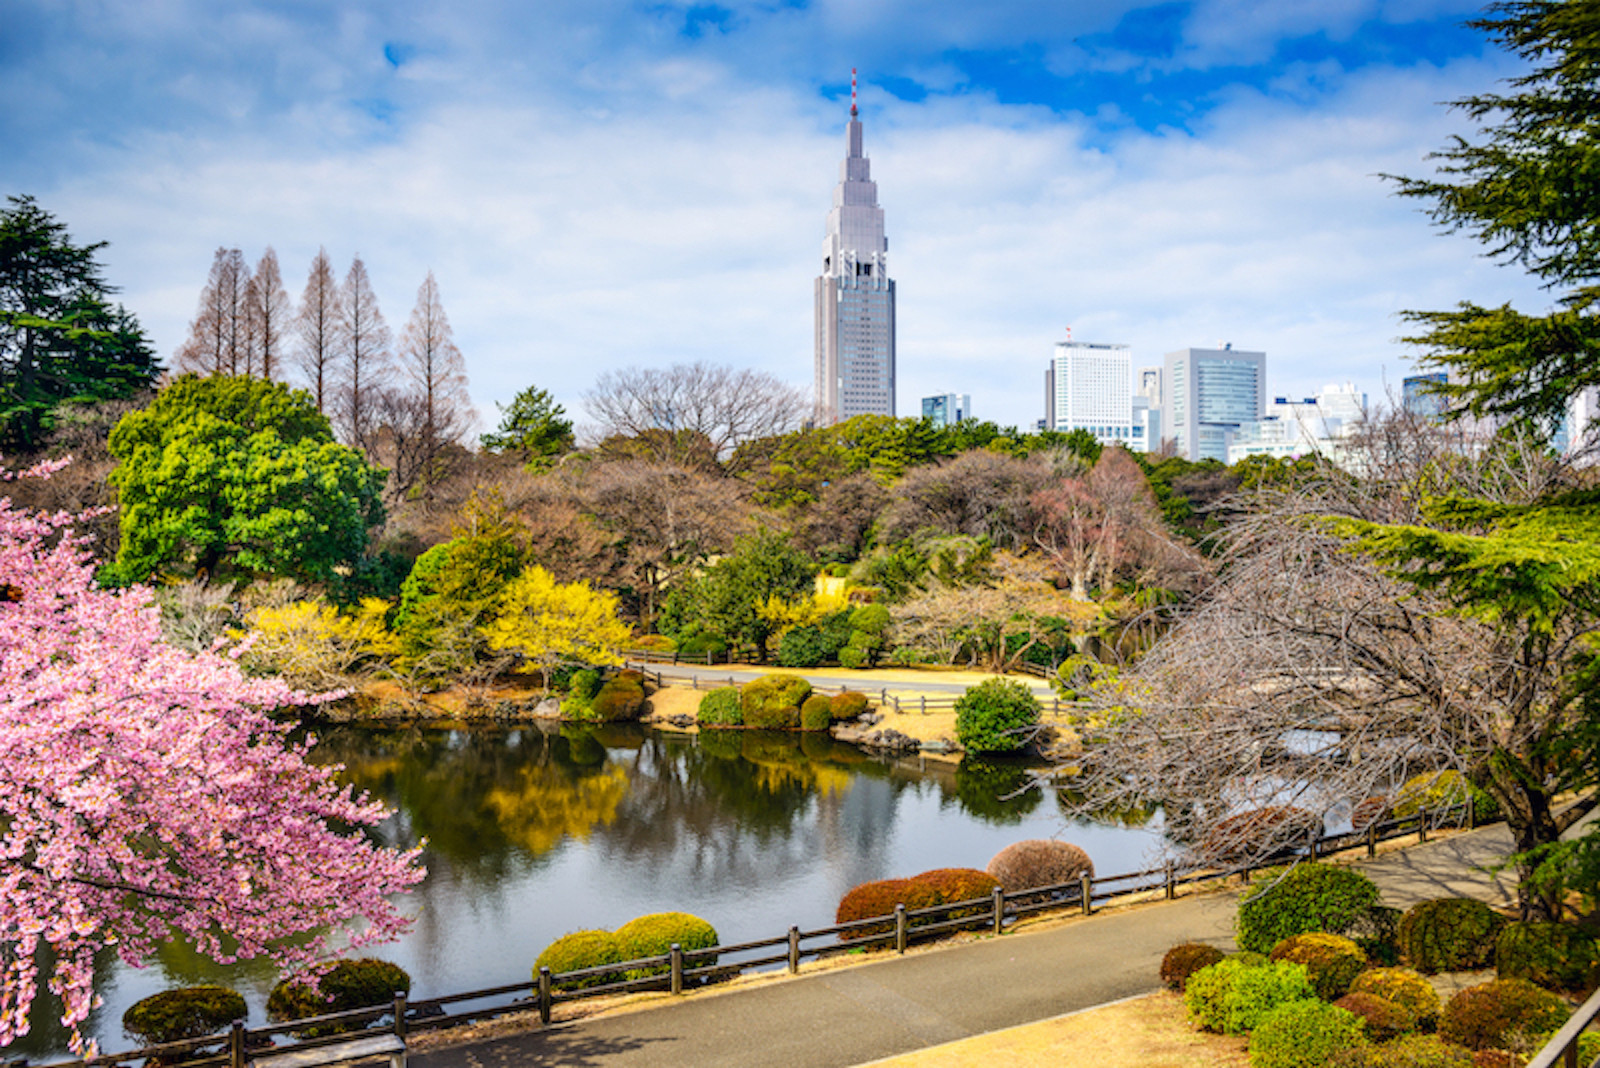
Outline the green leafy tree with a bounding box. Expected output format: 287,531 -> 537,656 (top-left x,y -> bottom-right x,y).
954,677 -> 1041,755
679,529 -> 816,661
0,195 -> 159,452
1391,1 -> 1600,433
481,384 -> 575,469
106,375 -> 383,584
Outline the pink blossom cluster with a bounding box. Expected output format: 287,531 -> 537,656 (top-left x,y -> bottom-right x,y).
0,463 -> 424,1054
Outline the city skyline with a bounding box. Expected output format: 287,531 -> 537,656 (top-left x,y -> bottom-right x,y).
1,1 -> 1552,433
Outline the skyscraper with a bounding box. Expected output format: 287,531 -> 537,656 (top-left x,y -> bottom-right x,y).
1163,345 -> 1267,461
922,392 -> 971,427
815,72 -> 896,423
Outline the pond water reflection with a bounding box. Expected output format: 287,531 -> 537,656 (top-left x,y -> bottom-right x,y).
14,723 -> 1165,1061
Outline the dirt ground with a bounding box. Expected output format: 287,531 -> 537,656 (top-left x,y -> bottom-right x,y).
859,991 -> 1250,1068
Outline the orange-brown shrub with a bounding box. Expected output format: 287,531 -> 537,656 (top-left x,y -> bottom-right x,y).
1351,797 -> 1390,830
1438,979 -> 1569,1052
1202,806 -> 1321,863
1161,943 -> 1226,991
835,869 -> 998,940
1334,991 -> 1418,1041
986,839 -> 1094,894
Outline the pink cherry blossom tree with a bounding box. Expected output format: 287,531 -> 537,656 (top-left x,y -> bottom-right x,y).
0,461 -> 424,1055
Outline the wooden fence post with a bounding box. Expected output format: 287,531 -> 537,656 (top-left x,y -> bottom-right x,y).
1080,872 -> 1093,916
538,966 -> 553,1025
393,992 -> 408,1040
1367,824 -> 1377,858
670,944 -> 683,995
229,1020 -> 245,1068
788,926 -> 801,974
1466,801 -> 1476,830
1165,862 -> 1175,900
919,695 -> 926,715
895,905 -> 908,954
992,887 -> 1005,935
1419,814 -> 1428,843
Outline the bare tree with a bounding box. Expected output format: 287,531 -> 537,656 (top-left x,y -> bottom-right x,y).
389,272 -> 474,499
1064,427 -> 1599,918
569,458 -> 752,626
246,247 -> 292,380
583,361 -> 808,473
334,255 -> 392,453
878,451 -> 1051,551
174,248 -> 251,376
294,248 -> 340,412
888,553 -> 1073,672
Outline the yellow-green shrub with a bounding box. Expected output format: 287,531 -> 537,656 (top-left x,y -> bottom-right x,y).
1349,968 -> 1442,1028
534,930 -> 623,990
1269,932 -> 1368,999
613,913 -> 719,978
241,598 -> 397,689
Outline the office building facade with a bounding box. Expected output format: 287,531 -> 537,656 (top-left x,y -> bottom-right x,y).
1164,346 -> 1267,461
922,392 -> 971,428
814,85 -> 895,423
1045,340 -> 1136,447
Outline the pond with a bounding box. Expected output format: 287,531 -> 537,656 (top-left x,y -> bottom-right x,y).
13,723 -> 1166,1061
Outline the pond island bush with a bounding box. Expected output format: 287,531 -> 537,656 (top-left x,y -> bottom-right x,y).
266,959 -> 412,1034
1236,864 -> 1380,955
123,986 -> 246,1045
740,674 -> 813,730
1249,999 -> 1366,1068
1397,898 -> 1505,974
985,839 -> 1094,895
1268,932 -> 1367,999
830,691 -> 870,720
697,687 -> 743,727
954,678 -> 1040,755
800,693 -> 833,732
1184,958 -> 1316,1035
1161,943 -> 1226,991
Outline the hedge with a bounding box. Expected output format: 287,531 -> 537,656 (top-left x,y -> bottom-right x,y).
800,693 -> 834,731
1397,898 -> 1505,974
266,959 -> 412,1036
535,930 -> 623,990
613,912 -> 720,979
1268,932 -> 1368,999
697,686 -> 743,727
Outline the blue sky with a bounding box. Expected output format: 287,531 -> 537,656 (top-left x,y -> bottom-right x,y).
1,0 -> 1545,433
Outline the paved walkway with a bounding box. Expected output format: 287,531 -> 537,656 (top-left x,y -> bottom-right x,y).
636,662 -> 1059,700
413,825 -> 1518,1068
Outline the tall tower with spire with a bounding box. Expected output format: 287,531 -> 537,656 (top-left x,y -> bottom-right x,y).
815,70 -> 895,424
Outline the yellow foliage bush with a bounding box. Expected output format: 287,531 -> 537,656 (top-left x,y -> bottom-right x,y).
240,598 -> 398,690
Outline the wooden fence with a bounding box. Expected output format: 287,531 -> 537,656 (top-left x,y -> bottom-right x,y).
57,800 -> 1485,1068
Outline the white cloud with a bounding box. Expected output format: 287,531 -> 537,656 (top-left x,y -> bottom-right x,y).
7,1 -> 1548,435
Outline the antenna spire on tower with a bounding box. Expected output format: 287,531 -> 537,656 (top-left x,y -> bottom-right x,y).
850,68 -> 858,117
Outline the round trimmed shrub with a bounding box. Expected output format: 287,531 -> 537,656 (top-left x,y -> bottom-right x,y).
1393,771 -> 1497,823
914,868 -> 1000,918
697,686 -> 743,727
123,986 -> 246,1045
1350,968 -> 1443,1029
1349,905 -> 1405,967
1335,992 -> 1419,1041
1204,806 -> 1322,864
1185,958 -> 1318,1035
836,877 -> 932,940
1162,943 -> 1227,991
986,839 -> 1094,895
1437,978 -> 1569,1052
1269,932 -> 1368,999
267,959 -> 411,1031
1229,951 -> 1272,968
800,693 -> 834,732
1236,864 -> 1381,954
830,691 -> 869,720
614,912 -> 720,978
837,644 -> 867,669
740,674 -> 812,730
1494,920 -> 1600,991
535,929 -> 623,990
592,671 -> 646,721
1398,898 -> 1506,974
954,678 -> 1041,755
1249,999 -> 1366,1068
1337,1034 -> 1475,1067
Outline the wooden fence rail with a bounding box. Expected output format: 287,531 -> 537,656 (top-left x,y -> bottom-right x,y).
54,799 -> 1484,1068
